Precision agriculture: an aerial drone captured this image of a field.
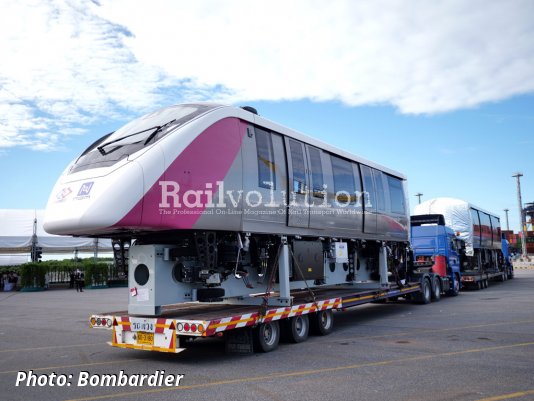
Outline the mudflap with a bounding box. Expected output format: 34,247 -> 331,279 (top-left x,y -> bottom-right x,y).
225,328 -> 254,355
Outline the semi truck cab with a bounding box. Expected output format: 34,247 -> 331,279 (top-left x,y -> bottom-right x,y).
410,214 -> 462,296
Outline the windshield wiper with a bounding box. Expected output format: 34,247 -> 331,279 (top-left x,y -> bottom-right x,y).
97,119 -> 179,156
143,119 -> 176,146
97,125 -> 160,156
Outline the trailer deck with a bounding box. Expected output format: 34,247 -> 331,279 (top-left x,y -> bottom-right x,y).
90,283 -> 422,353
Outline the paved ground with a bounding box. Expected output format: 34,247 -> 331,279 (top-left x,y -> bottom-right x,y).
1,270 -> 533,401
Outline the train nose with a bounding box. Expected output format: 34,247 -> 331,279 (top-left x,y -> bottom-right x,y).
44,161 -> 144,236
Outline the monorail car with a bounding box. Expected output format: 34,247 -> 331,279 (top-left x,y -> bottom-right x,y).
44,104 -> 411,314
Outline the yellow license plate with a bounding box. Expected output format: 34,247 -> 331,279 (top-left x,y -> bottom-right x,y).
137,331 -> 154,345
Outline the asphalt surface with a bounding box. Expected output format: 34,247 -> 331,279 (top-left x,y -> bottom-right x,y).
1,270 -> 533,401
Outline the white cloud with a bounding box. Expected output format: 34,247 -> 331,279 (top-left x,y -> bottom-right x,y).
1,0 -> 534,150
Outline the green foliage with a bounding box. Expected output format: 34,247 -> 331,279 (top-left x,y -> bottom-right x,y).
20,263 -> 47,288
84,263 -> 110,286
0,265 -> 21,275
7,258 -> 114,289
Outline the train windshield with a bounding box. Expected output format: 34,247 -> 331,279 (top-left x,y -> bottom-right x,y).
70,104 -> 217,174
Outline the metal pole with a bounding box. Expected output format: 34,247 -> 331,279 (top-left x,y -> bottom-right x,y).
512,173 -> 527,257
415,193 -> 423,204
93,238 -> 99,264
31,218 -> 38,262
503,208 -> 510,231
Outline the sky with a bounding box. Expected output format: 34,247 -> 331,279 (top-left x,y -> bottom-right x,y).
1,0 -> 533,232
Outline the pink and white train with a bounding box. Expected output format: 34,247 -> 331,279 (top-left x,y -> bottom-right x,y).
44,103 -> 411,315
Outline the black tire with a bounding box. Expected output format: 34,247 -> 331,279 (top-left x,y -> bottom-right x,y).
254,321 -> 280,353
483,279 -> 488,288
283,315 -> 309,343
414,278 -> 432,304
196,287 -> 225,302
431,276 -> 441,302
310,310 -> 334,335
476,281 -> 482,290
448,274 -> 460,296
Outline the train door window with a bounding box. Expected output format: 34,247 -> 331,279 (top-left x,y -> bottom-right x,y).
255,127 -> 276,189
308,146 -> 324,198
288,139 -> 307,194
387,175 -> 405,214
372,169 -> 386,212
361,165 -> 375,208
331,155 -> 355,204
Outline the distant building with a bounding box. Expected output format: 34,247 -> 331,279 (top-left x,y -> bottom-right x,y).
503,229 -> 534,255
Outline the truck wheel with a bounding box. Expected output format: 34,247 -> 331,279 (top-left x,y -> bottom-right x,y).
284,315 -> 309,343
431,277 -> 441,302
483,279 -> 488,288
414,278 -> 432,304
476,281 -> 482,290
310,310 -> 334,335
254,321 -> 280,353
448,274 -> 460,296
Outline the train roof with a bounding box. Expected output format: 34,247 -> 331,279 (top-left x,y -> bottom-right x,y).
186,103 -> 407,180
414,197 -> 500,220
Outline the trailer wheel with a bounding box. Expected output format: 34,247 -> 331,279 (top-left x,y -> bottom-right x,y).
284,315 -> 309,343
310,310 -> 334,335
431,276 -> 441,302
448,274 -> 460,296
254,321 -> 280,353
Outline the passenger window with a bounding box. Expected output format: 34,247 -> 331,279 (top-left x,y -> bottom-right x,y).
289,139 -> 306,194
308,147 -> 324,198
255,127 -> 276,189
331,155 -> 355,204
373,169 -> 386,212
361,165 -> 375,209
387,175 -> 405,214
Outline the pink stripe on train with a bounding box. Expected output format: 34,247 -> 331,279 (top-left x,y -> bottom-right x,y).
113,118 -> 246,230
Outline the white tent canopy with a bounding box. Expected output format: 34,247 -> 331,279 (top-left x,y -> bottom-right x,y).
0,209 -> 112,253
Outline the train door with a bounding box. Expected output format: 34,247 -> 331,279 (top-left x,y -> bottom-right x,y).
327,155 -> 363,232
241,125 -> 287,231
361,165 -> 377,234
285,138 -> 310,228
373,169 -> 388,234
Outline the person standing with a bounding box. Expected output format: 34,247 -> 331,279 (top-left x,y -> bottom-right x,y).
69,270 -> 75,289
75,269 -> 84,292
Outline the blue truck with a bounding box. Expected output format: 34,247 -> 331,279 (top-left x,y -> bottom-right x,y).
410,214 -> 461,298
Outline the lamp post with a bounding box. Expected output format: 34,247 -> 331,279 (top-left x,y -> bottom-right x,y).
415,193 -> 423,204
512,172 -> 527,257
503,208 -> 510,231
